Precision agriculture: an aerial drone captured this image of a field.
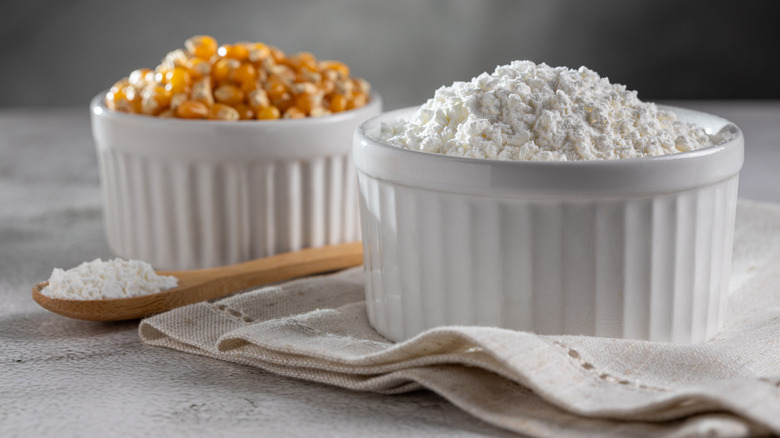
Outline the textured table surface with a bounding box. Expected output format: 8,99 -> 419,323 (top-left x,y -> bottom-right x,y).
1,101 -> 779,437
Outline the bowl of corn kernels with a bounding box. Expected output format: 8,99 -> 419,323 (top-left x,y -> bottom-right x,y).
91,35 -> 382,270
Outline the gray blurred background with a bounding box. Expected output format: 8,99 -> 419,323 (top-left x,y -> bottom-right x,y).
1,0 -> 779,110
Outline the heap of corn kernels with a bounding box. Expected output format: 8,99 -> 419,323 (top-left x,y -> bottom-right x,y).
104,35 -> 371,120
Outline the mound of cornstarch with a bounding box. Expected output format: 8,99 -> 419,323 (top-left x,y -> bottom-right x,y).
377,61 -> 713,161
41,258 -> 178,300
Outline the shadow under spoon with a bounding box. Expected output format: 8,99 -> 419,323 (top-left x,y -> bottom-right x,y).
32,242 -> 363,322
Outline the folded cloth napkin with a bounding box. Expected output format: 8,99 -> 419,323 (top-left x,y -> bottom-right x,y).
140,200 -> 780,437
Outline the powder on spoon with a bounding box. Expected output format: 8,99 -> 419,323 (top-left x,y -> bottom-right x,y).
40,258 -> 178,300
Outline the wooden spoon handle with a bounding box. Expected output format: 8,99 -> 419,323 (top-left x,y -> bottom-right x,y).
158,241 -> 365,303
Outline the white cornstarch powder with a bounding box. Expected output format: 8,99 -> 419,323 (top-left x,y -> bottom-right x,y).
377,61 -> 714,161
41,258 -> 178,300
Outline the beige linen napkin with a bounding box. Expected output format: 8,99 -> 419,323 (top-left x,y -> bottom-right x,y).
140,200 -> 780,437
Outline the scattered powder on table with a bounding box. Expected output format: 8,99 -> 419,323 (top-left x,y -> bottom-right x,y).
40,258 -> 178,300
377,60 -> 714,161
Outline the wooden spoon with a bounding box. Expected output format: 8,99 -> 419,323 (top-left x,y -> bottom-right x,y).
32,242 -> 363,322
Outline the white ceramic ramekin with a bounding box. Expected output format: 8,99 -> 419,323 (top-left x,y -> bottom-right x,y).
353,105 -> 743,344
91,92 -> 382,270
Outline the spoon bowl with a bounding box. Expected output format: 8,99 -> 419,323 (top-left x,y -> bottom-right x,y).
32,242 -> 363,321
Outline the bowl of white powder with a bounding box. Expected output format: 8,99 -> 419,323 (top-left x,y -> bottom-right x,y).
353,61 -> 743,344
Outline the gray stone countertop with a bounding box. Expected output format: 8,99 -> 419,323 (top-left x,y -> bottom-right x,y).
1,101 -> 779,437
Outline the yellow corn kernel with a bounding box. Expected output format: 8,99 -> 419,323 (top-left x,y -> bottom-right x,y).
141,95 -> 160,115
121,85 -> 143,113
309,106 -> 331,118
272,93 -> 295,112
248,42 -> 271,62
268,64 -> 296,83
241,79 -> 260,94
104,93 -> 119,111
353,77 -> 371,95
105,87 -> 129,112
170,93 -> 189,110
256,67 -> 268,83
232,62 -> 257,85
268,45 -> 286,63
128,68 -> 152,88
213,84 -> 245,106
294,93 -> 321,115
256,105 -> 281,120
289,52 -> 318,72
159,49 -> 188,72
187,57 -> 211,78
165,66 -> 192,94
293,82 -> 318,95
321,69 -> 340,82
217,43 -> 249,61
335,79 -> 354,96
319,60 -> 350,78
247,89 -> 270,110
175,100 -> 209,119
190,78 -> 214,105
157,108 -> 176,118
209,103 -> 240,121
185,35 -> 218,60
260,56 -> 277,72
264,76 -> 288,100
283,106 -> 306,119
233,103 -> 255,120
329,93 -> 348,113
347,91 -> 368,110
321,79 -> 336,95
295,70 -> 324,94
211,58 -> 240,83
141,85 -> 172,114
105,79 -> 130,109
153,67 -> 170,84
296,70 -> 322,86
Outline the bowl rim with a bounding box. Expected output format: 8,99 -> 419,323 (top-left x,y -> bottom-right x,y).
91,90 -> 382,161
90,90 -> 383,128
353,105 -> 744,197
